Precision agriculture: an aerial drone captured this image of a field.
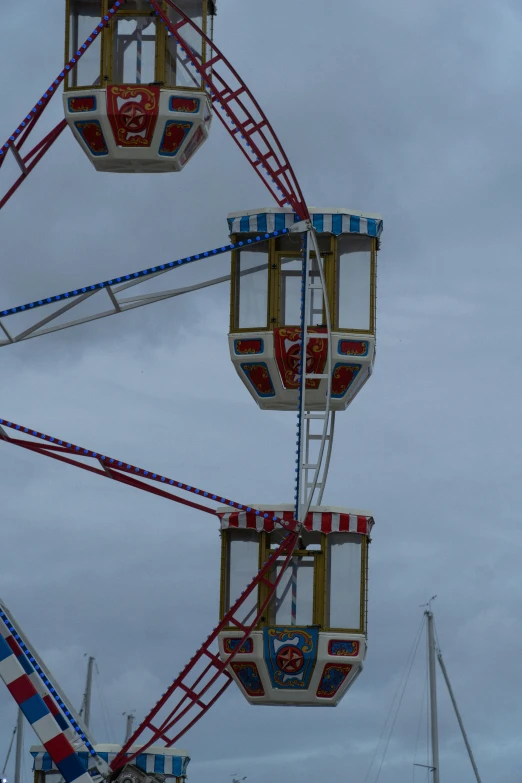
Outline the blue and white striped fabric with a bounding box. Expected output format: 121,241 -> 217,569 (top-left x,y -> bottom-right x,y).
32,751 -> 190,779
227,210 -> 383,238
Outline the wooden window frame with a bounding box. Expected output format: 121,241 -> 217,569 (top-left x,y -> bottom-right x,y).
333,235 -> 377,335
65,0 -> 209,90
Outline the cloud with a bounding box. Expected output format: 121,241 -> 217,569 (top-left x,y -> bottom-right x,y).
1,1 -> 521,782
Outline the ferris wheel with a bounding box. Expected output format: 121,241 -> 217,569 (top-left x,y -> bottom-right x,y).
0,3 -> 384,783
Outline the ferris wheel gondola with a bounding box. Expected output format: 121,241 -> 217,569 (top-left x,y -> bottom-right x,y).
63,0 -> 215,172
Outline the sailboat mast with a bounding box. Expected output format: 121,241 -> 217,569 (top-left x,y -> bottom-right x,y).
13,709 -> 23,783
2,721 -> 17,778
437,649 -> 482,783
82,656 -> 95,729
124,713 -> 134,743
426,610 -> 440,783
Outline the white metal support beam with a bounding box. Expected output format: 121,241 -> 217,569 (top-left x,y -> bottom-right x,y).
296,227 -> 334,520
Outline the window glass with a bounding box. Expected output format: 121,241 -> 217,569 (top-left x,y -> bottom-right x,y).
280,256 -> 324,326
276,234 -> 329,253
269,555 -> 314,625
226,532 -> 259,622
327,534 -> 362,629
280,258 -> 301,326
68,0 -> 102,88
113,17 -> 157,84
41,774 -> 63,783
236,245 -> 269,329
117,0 -> 150,9
166,1 -> 204,87
337,235 -> 372,330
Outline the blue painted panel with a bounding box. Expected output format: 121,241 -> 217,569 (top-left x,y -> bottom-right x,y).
263,627 -> 319,690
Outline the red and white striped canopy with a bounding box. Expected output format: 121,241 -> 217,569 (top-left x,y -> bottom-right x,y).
217,508 -> 374,536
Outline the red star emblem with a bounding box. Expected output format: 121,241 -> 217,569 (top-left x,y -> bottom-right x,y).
276,645 -> 304,674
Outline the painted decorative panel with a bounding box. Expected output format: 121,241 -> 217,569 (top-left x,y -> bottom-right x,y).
223,638 -> 254,655
159,121 -> 193,156
316,663 -> 352,698
230,662 -> 265,697
240,363 -> 275,398
179,125 -> 205,167
263,627 -> 319,690
74,121 -> 108,156
107,86 -> 160,147
169,96 -> 200,113
274,328 -> 327,390
234,339 -> 264,355
328,640 -> 359,657
338,340 -> 369,357
331,363 -> 362,398
68,96 -> 96,113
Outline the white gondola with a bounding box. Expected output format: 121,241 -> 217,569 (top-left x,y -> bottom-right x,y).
63,1 -> 215,172
217,505 -> 373,706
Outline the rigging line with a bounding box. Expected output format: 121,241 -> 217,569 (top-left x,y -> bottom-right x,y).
0,230 -> 287,320
373,619 -> 425,783
363,614 -> 426,783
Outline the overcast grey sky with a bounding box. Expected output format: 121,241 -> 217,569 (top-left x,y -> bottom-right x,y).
1,0 -> 522,781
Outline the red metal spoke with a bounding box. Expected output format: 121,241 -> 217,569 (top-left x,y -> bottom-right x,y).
0,0 -> 126,209
110,530 -> 298,769
150,0 -> 309,220
0,121 -> 67,211
0,417 -> 298,530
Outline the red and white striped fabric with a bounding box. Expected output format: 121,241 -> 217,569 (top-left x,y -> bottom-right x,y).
217,509 -> 374,536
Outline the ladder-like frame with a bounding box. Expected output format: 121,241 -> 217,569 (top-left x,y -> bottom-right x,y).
295,225 -> 334,522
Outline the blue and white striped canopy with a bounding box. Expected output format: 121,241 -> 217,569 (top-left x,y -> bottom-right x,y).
31,750 -> 190,779
227,208 -> 383,238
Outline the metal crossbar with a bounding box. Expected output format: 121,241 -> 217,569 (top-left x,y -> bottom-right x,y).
295,228 -> 334,521
0,230 -> 286,347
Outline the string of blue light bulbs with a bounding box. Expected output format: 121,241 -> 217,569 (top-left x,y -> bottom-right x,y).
0,230 -> 287,319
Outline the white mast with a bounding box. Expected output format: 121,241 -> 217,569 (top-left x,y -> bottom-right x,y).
437,646 -> 482,783
123,712 -> 135,743
13,710 -> 23,783
426,609 -> 440,783
80,656 -> 95,729
423,604 -> 482,783
2,720 -> 17,779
